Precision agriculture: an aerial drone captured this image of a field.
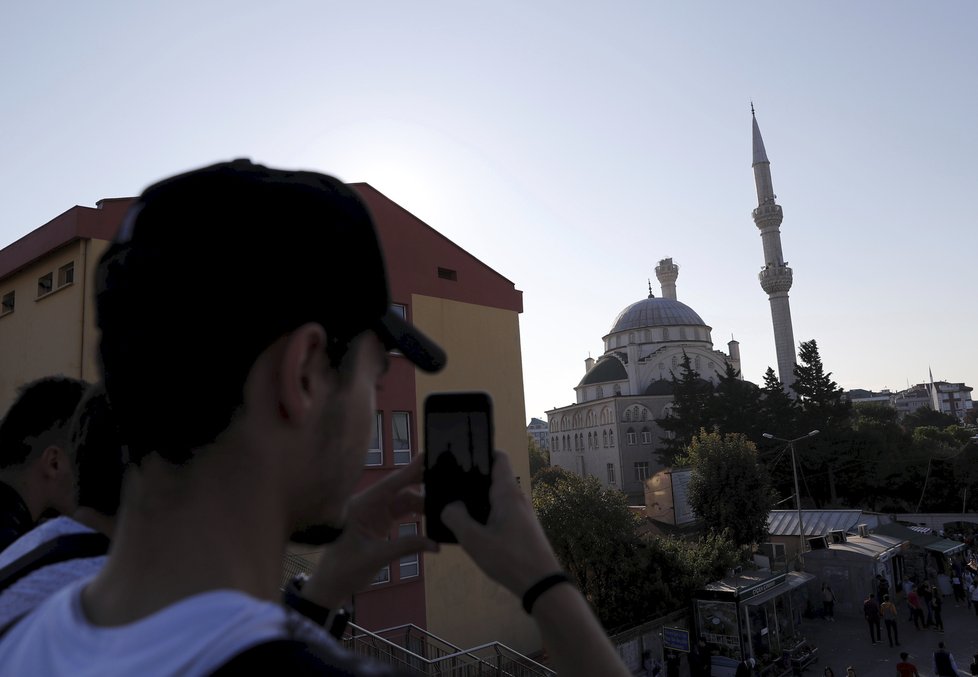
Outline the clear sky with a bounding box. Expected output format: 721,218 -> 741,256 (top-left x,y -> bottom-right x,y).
2,2 -> 976,424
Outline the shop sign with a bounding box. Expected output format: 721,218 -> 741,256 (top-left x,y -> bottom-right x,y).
738,573 -> 786,601
662,627 -> 690,653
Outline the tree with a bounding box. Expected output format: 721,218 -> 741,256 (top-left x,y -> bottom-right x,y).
790,340 -> 851,505
682,429 -> 776,547
656,352 -> 714,465
527,434 -> 550,484
902,407 -> 959,431
532,472 -> 655,629
709,362 -> 764,440
757,367 -> 798,500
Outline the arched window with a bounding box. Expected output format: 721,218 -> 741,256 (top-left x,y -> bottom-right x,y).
640,408 -> 648,421
663,327 -> 670,340
587,432 -> 592,449
614,384 -> 621,396
586,410 -> 595,427
609,430 -> 615,446
626,427 -> 637,446
641,427 -> 652,444
624,410 -> 631,422
596,386 -> 604,398
603,430 -> 608,447
629,332 -> 635,344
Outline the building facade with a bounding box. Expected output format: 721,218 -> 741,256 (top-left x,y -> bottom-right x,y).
526,417 -> 549,450
0,183 -> 539,654
546,259 -> 740,503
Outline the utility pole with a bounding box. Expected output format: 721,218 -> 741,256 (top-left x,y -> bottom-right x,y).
763,430 -> 820,565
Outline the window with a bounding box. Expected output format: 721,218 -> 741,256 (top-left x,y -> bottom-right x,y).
607,463 -> 616,484
58,261 -> 74,287
37,273 -> 53,297
641,429 -> 652,444
626,429 -> 637,445
398,523 -> 420,578
390,303 -> 407,319
372,564 -> 390,585
634,462 -> 651,482
609,430 -> 614,446
392,412 -> 411,465
437,267 -> 458,281
603,430 -> 608,448
596,386 -> 603,398
0,292 -> 13,316
624,410 -> 631,422
587,432 -> 593,449
366,412 -> 383,465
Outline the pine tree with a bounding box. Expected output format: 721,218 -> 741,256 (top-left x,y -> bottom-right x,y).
710,362 -> 763,440
655,352 -> 714,465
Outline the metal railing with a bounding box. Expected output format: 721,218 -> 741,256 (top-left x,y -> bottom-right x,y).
343,622 -> 555,677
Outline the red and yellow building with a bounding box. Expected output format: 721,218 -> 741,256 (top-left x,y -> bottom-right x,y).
0,183 -> 538,653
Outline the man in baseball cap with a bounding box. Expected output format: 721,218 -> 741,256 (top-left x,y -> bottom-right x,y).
0,161 -> 628,676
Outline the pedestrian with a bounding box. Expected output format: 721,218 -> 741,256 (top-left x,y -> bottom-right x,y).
951,572 -> 965,605
895,652 -> 920,677
933,641 -> 959,677
908,585 -> 925,629
932,588 -> 944,632
880,594 -> 900,647
877,574 -> 890,604
0,161 -> 634,676
864,592 -> 882,644
822,583 -> 836,621
920,582 -> 934,627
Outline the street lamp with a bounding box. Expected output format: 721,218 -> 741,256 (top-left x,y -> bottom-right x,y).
762,430 -> 819,564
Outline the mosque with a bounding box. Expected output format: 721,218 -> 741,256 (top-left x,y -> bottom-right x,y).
546,111 -> 797,503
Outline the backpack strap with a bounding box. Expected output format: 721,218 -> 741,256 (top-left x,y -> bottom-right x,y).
0,532 -> 110,594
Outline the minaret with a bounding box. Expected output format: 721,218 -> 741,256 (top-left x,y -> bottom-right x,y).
655,258 -> 679,300
751,107 -> 797,391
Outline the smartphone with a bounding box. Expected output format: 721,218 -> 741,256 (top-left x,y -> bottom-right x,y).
423,392 -> 494,544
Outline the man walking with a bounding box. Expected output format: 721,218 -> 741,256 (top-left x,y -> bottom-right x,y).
895,652 -> 919,677
932,641 -> 959,677
908,585 -> 925,629
880,594 -> 900,647
864,593 -> 882,644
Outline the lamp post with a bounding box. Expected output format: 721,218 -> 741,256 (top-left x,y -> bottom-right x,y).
763,430 -> 819,564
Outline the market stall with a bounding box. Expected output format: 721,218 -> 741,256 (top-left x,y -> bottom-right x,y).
693,570 -> 816,674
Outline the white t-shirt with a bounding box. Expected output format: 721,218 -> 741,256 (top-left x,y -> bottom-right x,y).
0,516 -> 106,627
0,578 -> 397,676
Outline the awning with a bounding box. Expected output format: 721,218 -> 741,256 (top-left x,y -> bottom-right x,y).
925,538 -> 966,555
743,572 -> 814,607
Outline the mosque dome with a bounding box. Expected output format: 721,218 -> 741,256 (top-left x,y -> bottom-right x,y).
609,297 -> 706,334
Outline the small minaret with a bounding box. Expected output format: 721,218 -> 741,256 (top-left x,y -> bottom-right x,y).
655,258 -> 679,300
752,107 -> 797,391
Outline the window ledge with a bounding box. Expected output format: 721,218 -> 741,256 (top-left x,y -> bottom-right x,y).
35,281 -> 73,302
0,309 -> 13,319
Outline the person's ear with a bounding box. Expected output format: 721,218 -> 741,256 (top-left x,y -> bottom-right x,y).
39,445 -> 67,479
277,323 -> 330,425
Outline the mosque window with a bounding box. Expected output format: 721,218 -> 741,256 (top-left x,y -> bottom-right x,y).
626,428 -> 637,445
663,328 -> 670,340
642,428 -> 652,444
680,328 -> 687,340
609,430 -> 615,446
614,384 -> 621,396
631,406 -> 639,420
603,430 -> 608,447
624,410 -> 630,422
596,386 -> 603,398
640,408 -> 648,421
586,410 -> 595,427
629,332 -> 635,344
607,463 -> 615,484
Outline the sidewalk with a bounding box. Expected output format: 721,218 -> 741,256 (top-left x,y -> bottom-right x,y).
799,598 -> 977,677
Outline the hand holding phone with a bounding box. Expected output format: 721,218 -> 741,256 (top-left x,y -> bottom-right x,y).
423,392 -> 494,543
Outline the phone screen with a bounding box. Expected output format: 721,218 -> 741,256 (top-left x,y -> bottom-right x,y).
424,393 -> 493,543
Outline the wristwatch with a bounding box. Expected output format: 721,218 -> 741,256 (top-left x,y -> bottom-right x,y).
283,573 -> 350,639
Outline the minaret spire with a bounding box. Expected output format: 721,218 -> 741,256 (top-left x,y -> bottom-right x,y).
751,109 -> 797,392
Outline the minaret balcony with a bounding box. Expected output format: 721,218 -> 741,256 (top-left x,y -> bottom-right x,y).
751,203 -> 784,228
758,264 -> 793,294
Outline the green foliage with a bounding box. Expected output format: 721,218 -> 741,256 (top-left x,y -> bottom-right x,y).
685,430 -> 776,547
655,352 -> 715,465
902,408 -> 960,431
710,362 -> 764,441
527,434 -> 550,484
531,471 -> 744,631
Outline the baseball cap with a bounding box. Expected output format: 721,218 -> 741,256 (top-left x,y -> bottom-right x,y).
96,159 -> 445,459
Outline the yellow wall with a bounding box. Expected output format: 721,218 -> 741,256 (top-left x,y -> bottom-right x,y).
412,294 -> 540,655
0,238 -> 109,413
